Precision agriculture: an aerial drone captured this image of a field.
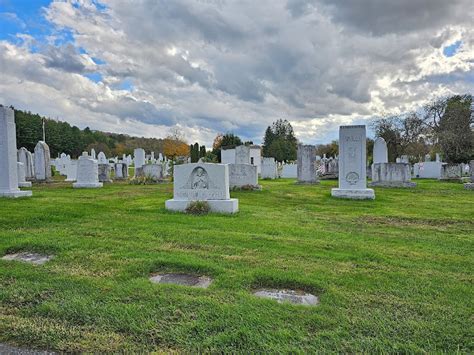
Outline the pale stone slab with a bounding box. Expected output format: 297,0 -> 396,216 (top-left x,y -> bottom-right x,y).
281,163 -> 297,178
114,162 -> 128,179
370,163 -> 416,188
18,147 -> 34,180
439,163 -> 462,181
235,145 -> 250,164
98,163 -> 112,183
261,157 -> 278,179
165,162 -> 238,213
2,252 -> 52,265
0,107 -> 32,198
228,163 -> 259,189
65,160 -> 77,182
34,141 -> 51,181
297,144 -> 319,183
373,137 -> 388,164
253,289 -> 319,306
332,125 -> 374,200
17,162 -> 32,187
150,273 -> 212,288
135,164 -> 163,180
73,153 -> 103,188
134,148 -> 146,170
97,151 -> 108,164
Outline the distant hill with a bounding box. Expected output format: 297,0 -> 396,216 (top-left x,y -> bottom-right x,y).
11,107 -> 165,158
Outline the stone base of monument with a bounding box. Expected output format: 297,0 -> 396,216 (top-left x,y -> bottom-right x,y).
464,183 -> 474,190
72,182 -> 103,189
369,181 -> 416,188
0,190 -> 32,198
296,180 -> 320,185
18,181 -> 32,188
165,199 -> 239,214
331,188 -> 375,200
319,174 -> 338,180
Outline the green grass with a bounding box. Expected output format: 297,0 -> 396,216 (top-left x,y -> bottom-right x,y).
0,178 -> 473,352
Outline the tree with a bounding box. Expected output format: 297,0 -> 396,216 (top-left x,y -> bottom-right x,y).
262,119 -> 297,162
211,132 -> 243,162
164,137 -> 189,160
199,145 -> 206,158
436,95 -> 473,163
316,140 -> 338,157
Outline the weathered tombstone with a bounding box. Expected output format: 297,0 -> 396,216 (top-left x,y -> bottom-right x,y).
464,160 -> 474,190
331,125 -> 375,199
135,164 -> 163,181
134,148 -> 146,171
261,157 -> 278,179
439,163 -> 462,181
34,141 -> 51,181
73,153 -> 103,188
17,162 -> 32,187
98,163 -> 112,183
65,160 -> 78,182
97,152 -> 108,164
373,137 -> 388,164
114,162 -> 129,180
0,107 -> 32,198
165,162 -> 238,213
281,163 -> 297,178
90,148 -> 96,160
17,147 -> 34,180
235,145 -> 250,164
371,163 -> 416,187
228,164 -> 259,189
297,144 -> 319,183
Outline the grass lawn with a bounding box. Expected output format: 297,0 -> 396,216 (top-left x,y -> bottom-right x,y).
0,178 -> 473,352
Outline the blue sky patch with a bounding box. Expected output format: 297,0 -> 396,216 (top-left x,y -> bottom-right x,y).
443,40 -> 462,57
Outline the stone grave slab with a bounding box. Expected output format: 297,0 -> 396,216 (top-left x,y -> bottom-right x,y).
253,289 -> 319,306
149,273 -> 212,288
2,252 -> 53,265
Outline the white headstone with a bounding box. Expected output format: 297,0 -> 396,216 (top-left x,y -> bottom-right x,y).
228,164 -> 259,189
65,160 -> 78,182
134,148 -> 146,169
0,107 -> 32,197
97,152 -> 108,164
261,157 -> 278,179
73,153 -> 103,188
17,162 -> 32,187
90,148 -> 96,160
17,147 -> 34,180
373,137 -> 388,164
331,125 -> 374,199
297,144 -> 319,183
34,141 -> 51,181
165,162 -> 238,213
235,145 -> 250,164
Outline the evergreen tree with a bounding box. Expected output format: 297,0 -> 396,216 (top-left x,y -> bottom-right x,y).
262,119 -> 297,162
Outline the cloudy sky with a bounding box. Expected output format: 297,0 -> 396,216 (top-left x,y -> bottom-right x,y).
0,0 -> 473,145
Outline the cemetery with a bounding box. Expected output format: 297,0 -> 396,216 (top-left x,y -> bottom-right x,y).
0,1 -> 473,352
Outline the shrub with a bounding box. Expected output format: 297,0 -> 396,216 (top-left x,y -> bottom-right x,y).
185,201 -> 210,215
129,175 -> 159,185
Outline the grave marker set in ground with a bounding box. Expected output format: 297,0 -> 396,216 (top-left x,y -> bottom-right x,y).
166,162 -> 239,213
331,125 -> 375,200
228,145 -> 260,189
0,107 -> 32,198
297,144 -> 319,184
73,153 -> 103,189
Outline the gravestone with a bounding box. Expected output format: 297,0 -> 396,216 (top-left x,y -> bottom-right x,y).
17,162 -> 32,187
165,162 -> 238,213
135,164 -> 163,181
373,137 -> 388,164
134,148 -> 146,170
235,145 -> 250,164
98,163 -> 112,183
150,273 -> 212,288
114,162 -> 129,179
253,289 -> 319,306
440,163 -> 462,181
17,147 -> 34,180
97,152 -> 108,164
261,157 -> 278,179
228,164 -> 259,189
281,163 -> 297,178
371,163 -> 416,187
65,160 -> 78,182
464,160 -> 474,190
2,252 -> 52,265
331,125 -> 374,199
73,153 -> 103,188
90,148 -> 96,160
0,107 -> 32,198
34,141 -> 51,181
297,144 -> 319,183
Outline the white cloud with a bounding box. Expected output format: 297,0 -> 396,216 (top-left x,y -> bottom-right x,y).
0,0 -> 473,146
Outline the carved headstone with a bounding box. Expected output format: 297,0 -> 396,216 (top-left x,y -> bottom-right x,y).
34,141 -> 51,181
0,107 -> 32,197
464,160 -> 474,190
373,137 -> 388,164
65,160 -> 78,182
228,164 -> 259,189
134,148 -> 146,172
17,147 -> 34,180
165,162 -> 238,213
97,152 -> 108,164
297,144 -> 318,183
98,163 -> 112,183
331,125 -> 374,199
73,153 -> 103,188
17,162 -> 32,188
261,157 -> 278,179
235,145 -> 251,164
